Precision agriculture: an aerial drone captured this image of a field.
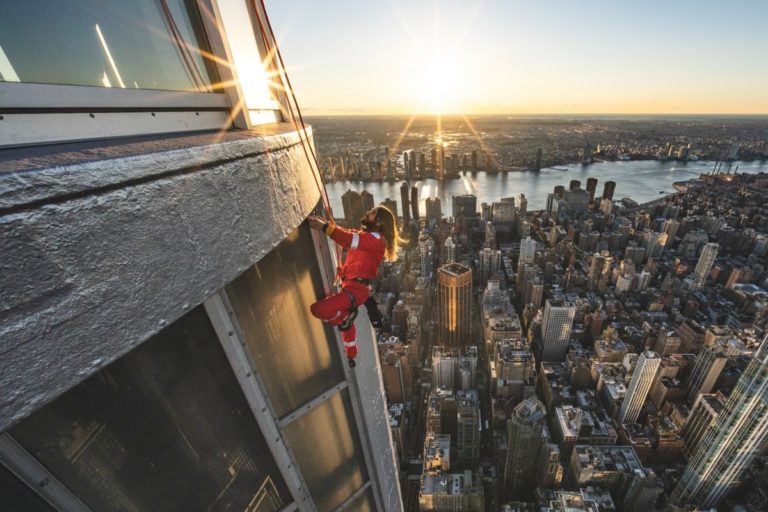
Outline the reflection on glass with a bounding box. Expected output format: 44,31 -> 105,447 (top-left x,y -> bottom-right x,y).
226,224 -> 345,417
283,391 -> 367,512
9,307 -> 289,512
0,0 -> 218,91
0,463 -> 54,512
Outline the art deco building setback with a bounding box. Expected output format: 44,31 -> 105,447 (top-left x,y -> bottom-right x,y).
0,3 -> 401,510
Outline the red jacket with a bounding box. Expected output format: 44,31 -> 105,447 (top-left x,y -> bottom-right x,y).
328,225 -> 386,283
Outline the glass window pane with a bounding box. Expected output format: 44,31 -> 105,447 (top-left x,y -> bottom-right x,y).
0,0 -> 219,91
0,463 -> 54,512
226,225 -> 345,417
283,391 -> 367,512
9,306 -> 290,512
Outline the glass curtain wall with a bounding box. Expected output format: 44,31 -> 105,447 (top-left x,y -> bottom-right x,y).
9,306 -> 290,512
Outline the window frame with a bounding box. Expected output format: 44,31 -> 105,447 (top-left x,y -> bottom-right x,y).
0,0 -> 286,148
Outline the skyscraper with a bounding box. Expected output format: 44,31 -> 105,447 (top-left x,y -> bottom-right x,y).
618,351 -> 661,424
400,181 -> 411,226
452,194 -> 477,218
693,242 -> 719,288
0,3 -> 401,510
541,299 -> 576,362
586,177 -> 598,202
425,197 -> 441,227
437,263 -> 473,347
360,189 -> 374,213
505,398 -> 547,499
479,247 -> 501,285
687,346 -> 728,403
672,334 -> 768,508
602,181 -> 616,201
444,237 -> 456,264
341,189 -> 363,227
410,185 -> 420,220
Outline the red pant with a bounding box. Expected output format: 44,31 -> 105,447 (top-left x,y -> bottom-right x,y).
310,284 -> 369,359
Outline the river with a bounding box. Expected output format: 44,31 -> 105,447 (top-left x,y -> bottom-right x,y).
325,160 -> 768,215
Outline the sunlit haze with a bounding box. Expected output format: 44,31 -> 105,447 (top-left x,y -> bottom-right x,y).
266,0 -> 768,115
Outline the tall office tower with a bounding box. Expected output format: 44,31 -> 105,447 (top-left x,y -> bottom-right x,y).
410,185 -> 420,220
444,237 -> 456,264
586,177 -> 598,202
569,179 -> 581,190
0,4 -> 401,510
537,443 -> 564,488
382,197 -> 398,220
437,263 -> 473,347
479,247 -> 501,285
517,193 -> 528,214
452,194 -> 477,218
672,335 -> 768,508
534,147 -> 543,171
563,188 -> 590,217
419,230 -> 434,278
687,346 -> 728,403
425,197 -> 441,227
553,185 -> 565,198
419,152 -> 426,174
693,242 -> 719,288
456,389 -> 481,462
541,299 -> 576,362
409,152 -> 417,177
582,144 -> 594,164
602,181 -> 616,201
471,150 -> 478,169
341,189 -> 363,228
520,236 -> 537,262
682,393 -> 725,459
403,151 -> 410,178
360,190 -> 374,214
430,147 -> 437,170
505,398 -> 547,499
517,236 -> 537,289
618,351 -> 661,424
400,181 -> 411,226
432,346 -> 459,389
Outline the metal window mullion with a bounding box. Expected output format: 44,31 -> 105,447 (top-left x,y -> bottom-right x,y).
278,381 -> 347,429
332,481 -> 371,512
204,292 -> 316,512
0,433 -> 91,512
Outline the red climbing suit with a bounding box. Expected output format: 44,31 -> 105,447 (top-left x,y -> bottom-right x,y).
310,224 -> 386,360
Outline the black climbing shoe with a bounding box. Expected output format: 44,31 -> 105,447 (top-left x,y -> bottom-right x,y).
364,297 -> 383,329
348,358 -> 356,368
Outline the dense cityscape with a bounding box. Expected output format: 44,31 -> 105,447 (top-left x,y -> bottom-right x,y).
3,2 -> 768,511
327,119 -> 768,511
311,116 -> 768,180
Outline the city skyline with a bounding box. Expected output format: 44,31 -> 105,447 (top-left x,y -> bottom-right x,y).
266,0 -> 768,115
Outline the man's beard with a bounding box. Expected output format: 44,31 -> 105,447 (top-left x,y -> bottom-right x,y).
361,218 -> 378,231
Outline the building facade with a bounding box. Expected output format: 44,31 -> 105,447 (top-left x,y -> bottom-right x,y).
0,3 -> 400,511
672,334 -> 768,508
437,263 -> 473,347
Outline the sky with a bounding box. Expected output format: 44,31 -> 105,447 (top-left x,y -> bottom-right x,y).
264,0 -> 768,116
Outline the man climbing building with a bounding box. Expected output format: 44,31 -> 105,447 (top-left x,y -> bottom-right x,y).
309,205 -> 403,367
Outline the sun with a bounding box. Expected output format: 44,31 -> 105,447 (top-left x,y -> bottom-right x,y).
417,55 -> 465,115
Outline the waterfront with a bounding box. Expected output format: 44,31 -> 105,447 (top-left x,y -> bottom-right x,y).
326,160 -> 768,215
